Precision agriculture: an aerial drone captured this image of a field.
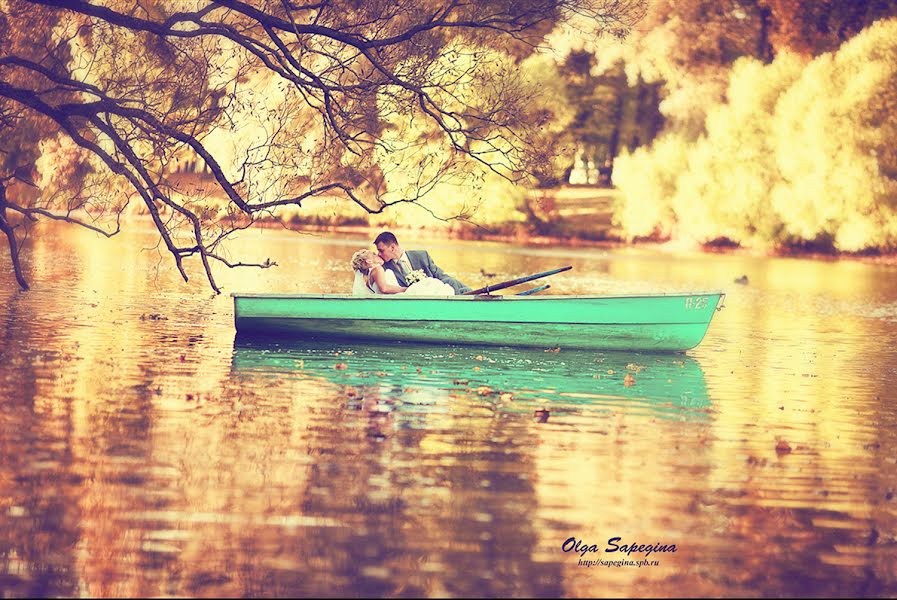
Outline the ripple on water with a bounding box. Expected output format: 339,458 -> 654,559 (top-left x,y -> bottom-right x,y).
2,227 -> 897,597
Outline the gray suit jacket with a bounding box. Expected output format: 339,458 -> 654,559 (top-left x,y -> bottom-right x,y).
384,250 -> 471,295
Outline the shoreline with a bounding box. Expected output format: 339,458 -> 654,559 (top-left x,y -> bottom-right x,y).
20,212 -> 897,267
254,218 -> 897,266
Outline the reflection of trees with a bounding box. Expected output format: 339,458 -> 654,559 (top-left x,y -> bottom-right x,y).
4,226 -> 897,596
427,403 -> 565,597
0,227 -> 219,596
0,304 -> 80,597
289,379 -> 563,597
197,367 -> 563,597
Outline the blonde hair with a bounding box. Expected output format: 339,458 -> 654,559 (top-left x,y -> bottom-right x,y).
351,249 -> 378,272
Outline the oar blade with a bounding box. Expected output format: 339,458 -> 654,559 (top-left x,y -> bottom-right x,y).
515,284 -> 550,296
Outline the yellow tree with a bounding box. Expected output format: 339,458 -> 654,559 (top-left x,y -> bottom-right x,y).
613,18 -> 897,251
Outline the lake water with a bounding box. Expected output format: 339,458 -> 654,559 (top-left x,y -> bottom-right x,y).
1,223 -> 896,597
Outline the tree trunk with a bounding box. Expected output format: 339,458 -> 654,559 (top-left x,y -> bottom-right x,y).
648,84 -> 664,142
608,91 -> 625,159
758,5 -> 774,63
0,181 -> 30,291
631,79 -> 648,151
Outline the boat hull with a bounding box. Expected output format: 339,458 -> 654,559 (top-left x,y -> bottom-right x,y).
233,293 -> 724,352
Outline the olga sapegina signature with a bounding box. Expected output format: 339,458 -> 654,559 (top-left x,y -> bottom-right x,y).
562,536 -> 678,558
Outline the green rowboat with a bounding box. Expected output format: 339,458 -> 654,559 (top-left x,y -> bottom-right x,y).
233,292 -> 725,352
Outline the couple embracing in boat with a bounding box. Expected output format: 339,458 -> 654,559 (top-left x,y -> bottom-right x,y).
351,232 -> 471,296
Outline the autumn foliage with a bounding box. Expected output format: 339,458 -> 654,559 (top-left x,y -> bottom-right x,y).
613,15 -> 897,252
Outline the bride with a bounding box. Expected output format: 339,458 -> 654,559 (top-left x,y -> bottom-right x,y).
351,249 -> 455,296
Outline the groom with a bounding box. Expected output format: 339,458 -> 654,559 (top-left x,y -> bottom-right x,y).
374,231 -> 471,295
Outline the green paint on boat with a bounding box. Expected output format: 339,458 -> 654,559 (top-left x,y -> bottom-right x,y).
232,292 -> 725,352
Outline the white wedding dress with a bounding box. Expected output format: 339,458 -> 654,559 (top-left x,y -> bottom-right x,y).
352,268 -> 455,296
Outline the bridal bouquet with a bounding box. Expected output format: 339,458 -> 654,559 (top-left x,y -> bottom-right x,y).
405,269 -> 427,285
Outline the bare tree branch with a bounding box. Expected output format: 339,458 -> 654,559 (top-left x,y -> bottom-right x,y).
0,0 -> 646,291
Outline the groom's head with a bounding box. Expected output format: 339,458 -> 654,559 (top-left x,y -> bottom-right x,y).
374,231 -> 402,262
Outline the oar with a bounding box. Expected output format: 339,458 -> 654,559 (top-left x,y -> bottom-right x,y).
463,266 -> 572,295
516,284 -> 550,296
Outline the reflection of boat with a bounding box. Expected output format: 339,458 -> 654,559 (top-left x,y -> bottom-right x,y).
231,337 -> 712,411
232,292 -> 725,352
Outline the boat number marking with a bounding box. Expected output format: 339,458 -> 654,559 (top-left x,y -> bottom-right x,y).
685,296 -> 709,310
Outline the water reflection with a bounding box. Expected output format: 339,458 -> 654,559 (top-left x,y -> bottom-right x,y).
2,224 -> 897,597
231,337 -> 713,419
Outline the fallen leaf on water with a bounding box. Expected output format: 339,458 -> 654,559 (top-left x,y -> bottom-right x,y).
473,366 -> 481,372
606,369 -> 614,375
867,529 -> 879,546
623,373 -> 636,387
626,363 -> 645,373
775,439 -> 792,454
475,355 -> 486,361
334,363 -> 348,370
